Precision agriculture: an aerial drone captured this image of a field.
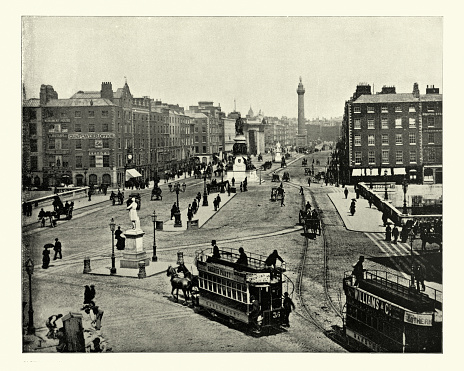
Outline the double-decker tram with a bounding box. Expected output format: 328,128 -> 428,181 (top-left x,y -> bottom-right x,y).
195,247 -> 286,333
343,270 -> 442,352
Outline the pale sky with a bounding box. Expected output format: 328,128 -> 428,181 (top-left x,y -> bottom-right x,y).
22,16 -> 442,120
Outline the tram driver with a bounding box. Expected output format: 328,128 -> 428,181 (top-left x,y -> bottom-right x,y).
249,295 -> 261,330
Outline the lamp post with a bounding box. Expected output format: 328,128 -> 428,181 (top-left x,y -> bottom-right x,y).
202,172 -> 209,206
84,167 -> 88,187
123,163 -> 127,191
25,258 -> 35,335
369,166 -> 373,189
409,230 -> 415,288
151,210 -> 158,261
109,218 -> 116,275
384,169 -> 388,200
168,182 -> 187,227
402,177 -> 408,215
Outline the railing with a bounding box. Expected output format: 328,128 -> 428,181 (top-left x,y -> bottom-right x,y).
200,247 -> 286,271
344,270 -> 442,304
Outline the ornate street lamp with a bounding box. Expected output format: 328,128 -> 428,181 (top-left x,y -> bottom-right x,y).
202,172 -> 209,207
402,177 -> 409,215
151,209 -> 158,261
384,169 -> 388,200
168,182 -> 187,227
25,258 -> 35,335
83,167 -> 88,187
109,218 -> 116,275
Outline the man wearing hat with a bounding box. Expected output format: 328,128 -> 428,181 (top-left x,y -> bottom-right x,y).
352,256 -> 366,286
53,238 -> 62,260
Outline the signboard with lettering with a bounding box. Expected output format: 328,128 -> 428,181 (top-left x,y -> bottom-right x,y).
347,287 -> 404,321
203,262 -> 246,283
247,272 -> 271,284
404,311 -> 433,326
68,133 -> 115,139
95,139 -> 103,148
89,151 -> 110,156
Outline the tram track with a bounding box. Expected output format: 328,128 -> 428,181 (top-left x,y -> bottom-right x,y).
285,179 -> 347,349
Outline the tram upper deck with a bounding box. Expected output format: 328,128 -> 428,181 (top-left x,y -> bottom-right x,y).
343,270 -> 442,314
196,247 -> 286,275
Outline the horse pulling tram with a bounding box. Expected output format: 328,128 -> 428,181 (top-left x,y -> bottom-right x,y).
343,270 -> 442,352
194,247 -> 286,334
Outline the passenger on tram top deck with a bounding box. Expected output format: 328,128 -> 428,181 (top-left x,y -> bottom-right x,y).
212,240 -> 220,259
236,247 -> 248,266
265,249 -> 284,270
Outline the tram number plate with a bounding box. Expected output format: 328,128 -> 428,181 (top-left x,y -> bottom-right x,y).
272,311 -> 281,319
305,168 -> 311,175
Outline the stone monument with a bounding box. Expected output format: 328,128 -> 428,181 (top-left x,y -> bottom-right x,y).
229,114 -> 257,183
120,198 -> 150,269
273,142 -> 282,163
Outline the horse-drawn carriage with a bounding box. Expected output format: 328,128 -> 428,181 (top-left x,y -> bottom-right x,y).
299,209 -> 321,237
302,158 -> 308,166
270,187 -> 284,201
52,195 -> 73,220
271,173 -> 280,182
282,171 -> 290,182
150,186 -> 162,201
263,161 -> 272,170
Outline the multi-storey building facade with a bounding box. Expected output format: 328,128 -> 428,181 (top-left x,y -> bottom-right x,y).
341,83 -> 442,185
22,82 -> 191,188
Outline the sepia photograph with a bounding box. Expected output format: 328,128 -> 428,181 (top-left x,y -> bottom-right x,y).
16,7 -> 451,361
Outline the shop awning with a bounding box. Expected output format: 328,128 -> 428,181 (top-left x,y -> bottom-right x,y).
394,167 -> 406,175
126,168 -> 142,180
352,169 -> 362,176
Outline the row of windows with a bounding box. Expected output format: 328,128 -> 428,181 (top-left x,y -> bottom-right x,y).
354,117 -> 417,129
199,272 -> 249,303
353,104 -> 437,114
354,150 -> 417,164
75,155 -> 110,168
354,133 -> 419,146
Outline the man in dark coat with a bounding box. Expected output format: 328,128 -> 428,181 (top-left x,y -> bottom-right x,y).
352,256 -> 366,286
282,292 -> 295,327
236,247 -> 248,266
385,224 -> 392,242
265,250 -> 284,269
249,295 -> 260,330
415,265 -> 426,291
53,238 -> 62,260
344,188 -> 349,199
392,225 -> 400,244
170,203 -> 177,220
212,240 -> 220,259
192,199 -> 198,214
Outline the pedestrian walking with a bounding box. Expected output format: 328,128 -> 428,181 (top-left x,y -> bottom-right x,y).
196,192 -> 202,204
352,256 -> 366,286
308,177 -> 311,187
53,238 -> 62,260
192,199 -> 198,214
282,292 -> 295,327
227,184 -> 231,196
42,246 -> 51,269
299,186 -> 304,195
115,226 -> 125,250
216,194 -> 221,208
420,228 -> 427,251
88,190 -> 92,201
249,295 -> 260,331
280,189 -> 285,207
392,225 -> 400,244
213,197 -> 218,211
84,305 -> 104,331
84,284 -> 96,306
385,224 -> 392,242
344,188 -> 349,199
170,202 -> 177,220
368,196 -> 373,208
240,182 -> 243,192
187,205 -> 193,221
232,177 -> 235,187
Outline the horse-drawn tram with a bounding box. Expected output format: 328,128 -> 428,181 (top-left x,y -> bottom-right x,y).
195,247 -> 286,333
343,270 -> 442,352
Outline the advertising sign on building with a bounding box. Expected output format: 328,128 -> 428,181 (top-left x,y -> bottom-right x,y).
95,139 -> 103,148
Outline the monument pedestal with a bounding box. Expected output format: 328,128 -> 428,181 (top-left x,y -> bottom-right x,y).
120,228 -> 150,269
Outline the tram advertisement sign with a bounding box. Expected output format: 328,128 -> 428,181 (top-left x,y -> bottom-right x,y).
206,263 -> 246,283
404,312 -> 433,326
247,273 -> 271,284
351,287 -> 403,320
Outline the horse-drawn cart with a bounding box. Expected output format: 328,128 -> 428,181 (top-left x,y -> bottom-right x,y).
302,158 -> 308,167
298,210 -> 321,237
271,173 -> 280,182
270,187 -> 284,201
151,186 -> 162,201
282,171 -> 290,182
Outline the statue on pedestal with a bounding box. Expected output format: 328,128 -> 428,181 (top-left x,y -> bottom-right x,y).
127,198 -> 140,230
235,115 -> 244,136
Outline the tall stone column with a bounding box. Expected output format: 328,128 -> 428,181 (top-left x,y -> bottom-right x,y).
297,77 -> 307,149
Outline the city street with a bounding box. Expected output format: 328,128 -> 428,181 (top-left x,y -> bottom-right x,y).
22,150 -> 442,352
